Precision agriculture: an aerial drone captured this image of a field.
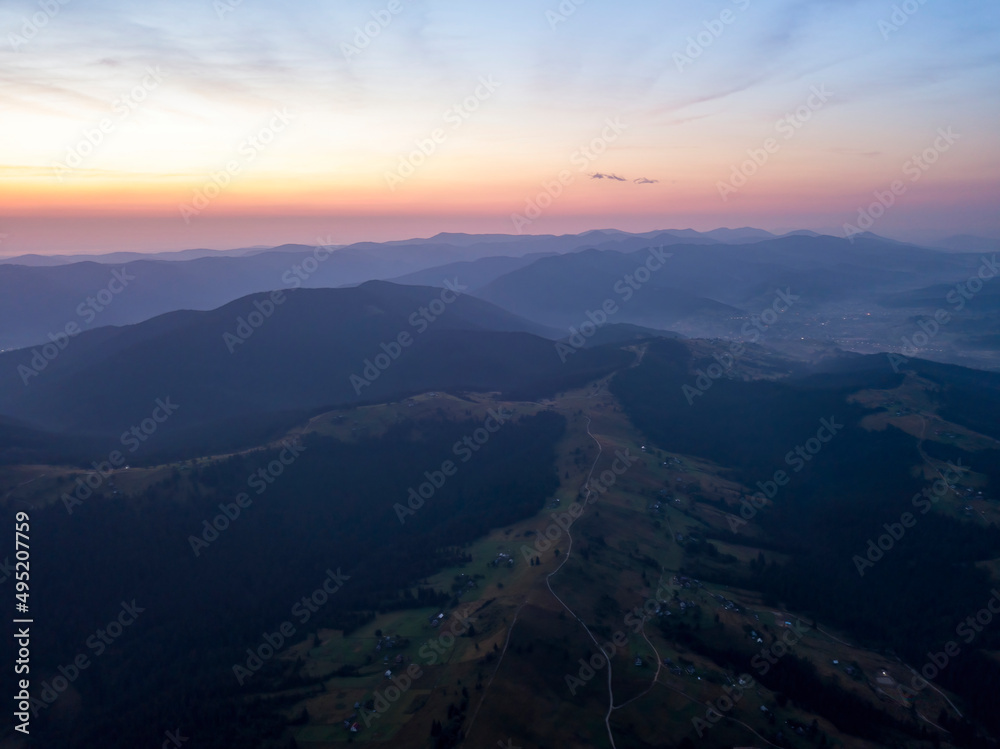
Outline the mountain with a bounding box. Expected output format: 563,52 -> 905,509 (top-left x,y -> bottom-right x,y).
881,281 -> 1000,312
569,321 -> 685,347
381,231 -> 540,246
0,251 -> 315,351
387,252 -> 556,291
474,245 -> 741,335
934,234 -> 1000,253
9,228 -> 922,351
467,234 -> 993,339
4,242 -> 1000,749
4,230 -> 721,351
9,331 -> 1000,749
680,226 -> 776,243
0,246 -> 271,267
0,241 -> 554,351
0,282 -> 624,459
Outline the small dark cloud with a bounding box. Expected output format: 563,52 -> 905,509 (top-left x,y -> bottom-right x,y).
633,177 -> 659,184
590,172 -> 626,181
837,149 -> 881,158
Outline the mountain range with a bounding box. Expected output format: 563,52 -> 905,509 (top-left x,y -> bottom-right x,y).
3,229 -> 995,355
3,227 -> 1000,749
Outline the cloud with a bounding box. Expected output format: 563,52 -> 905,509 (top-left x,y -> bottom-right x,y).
828,148 -> 882,158
588,173 -> 658,184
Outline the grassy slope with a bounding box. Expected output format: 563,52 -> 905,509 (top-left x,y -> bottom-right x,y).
235,363 -> 991,749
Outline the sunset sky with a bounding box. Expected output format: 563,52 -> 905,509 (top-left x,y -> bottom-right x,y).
2,0 -> 999,254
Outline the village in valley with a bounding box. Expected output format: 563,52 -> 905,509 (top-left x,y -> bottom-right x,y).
230,375 -> 984,749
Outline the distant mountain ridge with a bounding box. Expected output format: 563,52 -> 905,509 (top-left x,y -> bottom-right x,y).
0,227 -> 796,350
0,245 -> 276,267
467,234 -> 987,338
1,228 -> 990,372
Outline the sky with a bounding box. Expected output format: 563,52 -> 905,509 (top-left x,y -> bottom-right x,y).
1,0 -> 999,254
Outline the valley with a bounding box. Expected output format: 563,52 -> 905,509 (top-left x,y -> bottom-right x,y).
5,339 -> 998,749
